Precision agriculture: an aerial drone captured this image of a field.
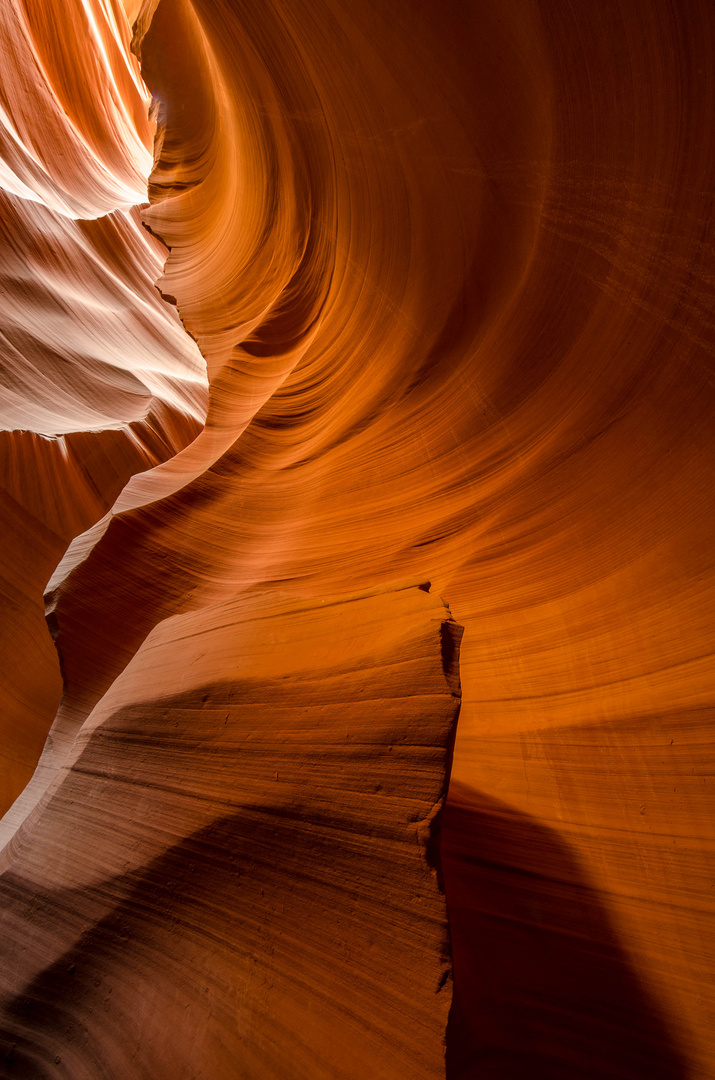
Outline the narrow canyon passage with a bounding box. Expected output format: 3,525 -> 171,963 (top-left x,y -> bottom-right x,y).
1,0 -> 714,1077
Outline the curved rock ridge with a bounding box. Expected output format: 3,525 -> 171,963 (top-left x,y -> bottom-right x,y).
0,0 -> 208,812
0,196 -> 207,434
0,415 -> 205,818
0,0 -> 208,435
0,583 -> 462,1079
0,0 -> 150,218
1,0 -> 715,1077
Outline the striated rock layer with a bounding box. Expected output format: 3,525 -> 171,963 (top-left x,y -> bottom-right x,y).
0,584 -> 461,1078
1,0 -> 715,1076
0,0 -> 208,810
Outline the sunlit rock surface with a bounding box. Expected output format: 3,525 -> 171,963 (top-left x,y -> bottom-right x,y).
0,0 -> 207,808
1,0 -> 715,1077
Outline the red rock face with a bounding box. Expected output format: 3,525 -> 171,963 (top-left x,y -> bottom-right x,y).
0,584 -> 461,1078
0,0 -> 207,809
1,0 -> 715,1077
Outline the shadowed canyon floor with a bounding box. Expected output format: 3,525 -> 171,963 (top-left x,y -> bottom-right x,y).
1,0 -> 715,1076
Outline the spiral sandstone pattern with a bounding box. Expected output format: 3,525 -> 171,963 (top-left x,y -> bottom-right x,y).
0,1 -> 714,1077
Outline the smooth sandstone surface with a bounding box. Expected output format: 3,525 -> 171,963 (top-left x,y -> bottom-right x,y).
1,0 -> 715,1077
0,584 -> 461,1078
0,0 -> 207,810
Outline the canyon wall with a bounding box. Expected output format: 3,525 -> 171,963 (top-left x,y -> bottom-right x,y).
1,0 -> 714,1076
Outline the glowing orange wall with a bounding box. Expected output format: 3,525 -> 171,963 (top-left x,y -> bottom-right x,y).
0,1 -> 714,1076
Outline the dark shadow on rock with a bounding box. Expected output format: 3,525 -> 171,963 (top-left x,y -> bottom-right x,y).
442,782 -> 690,1080
0,801 -> 450,1079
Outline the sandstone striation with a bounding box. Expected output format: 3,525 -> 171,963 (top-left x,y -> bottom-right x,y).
1,0 -> 715,1076
0,0 -> 208,813
0,584 -> 461,1078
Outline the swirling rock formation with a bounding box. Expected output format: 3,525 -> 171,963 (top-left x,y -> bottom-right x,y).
0,0 -> 207,810
1,0 -> 715,1077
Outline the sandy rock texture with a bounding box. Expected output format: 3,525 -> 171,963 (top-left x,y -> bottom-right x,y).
0,583 -> 460,1078
0,0 -> 207,809
1,0 -> 715,1076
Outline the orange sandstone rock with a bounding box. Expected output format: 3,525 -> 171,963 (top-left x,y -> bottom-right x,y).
1,0 -> 715,1076
0,0 -> 207,814
0,584 -> 461,1079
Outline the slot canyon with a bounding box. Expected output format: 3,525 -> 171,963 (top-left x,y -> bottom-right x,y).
0,0 -> 713,1077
